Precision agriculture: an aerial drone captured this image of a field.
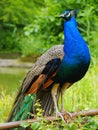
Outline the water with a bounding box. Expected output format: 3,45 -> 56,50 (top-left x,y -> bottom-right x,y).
0,67 -> 29,94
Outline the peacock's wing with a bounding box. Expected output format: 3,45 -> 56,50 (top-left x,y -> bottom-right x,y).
22,45 -> 64,92
8,45 -> 64,121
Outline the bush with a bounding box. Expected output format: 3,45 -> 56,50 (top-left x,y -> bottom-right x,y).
0,0 -> 98,57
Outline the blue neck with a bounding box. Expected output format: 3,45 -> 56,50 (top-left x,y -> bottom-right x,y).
64,17 -> 84,47
63,17 -> 90,63
64,17 -> 79,39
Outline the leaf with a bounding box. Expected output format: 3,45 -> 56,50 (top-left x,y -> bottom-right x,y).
69,123 -> 77,130
20,121 -> 30,128
31,122 -> 40,130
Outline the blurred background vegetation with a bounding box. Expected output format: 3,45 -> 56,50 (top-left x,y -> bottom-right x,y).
0,0 -> 98,58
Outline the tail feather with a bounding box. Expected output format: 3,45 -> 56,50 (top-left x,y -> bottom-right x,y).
44,94 -> 54,116
37,87 -> 54,116
8,94 -> 36,122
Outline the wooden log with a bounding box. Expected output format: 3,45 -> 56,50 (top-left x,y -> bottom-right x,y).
0,109 -> 98,129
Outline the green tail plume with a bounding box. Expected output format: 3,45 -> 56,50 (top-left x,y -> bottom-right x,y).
13,94 -> 36,121
8,93 -> 36,130
7,93 -> 36,129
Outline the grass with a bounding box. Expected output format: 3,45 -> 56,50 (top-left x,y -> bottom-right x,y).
0,57 -> 98,129
0,91 -> 14,122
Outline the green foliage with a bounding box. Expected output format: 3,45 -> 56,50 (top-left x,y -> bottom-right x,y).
0,91 -> 14,122
0,0 -> 98,57
31,122 -> 40,130
83,118 -> 98,130
33,117 -> 97,130
21,106 -> 98,130
0,0 -> 44,52
21,101 -> 98,130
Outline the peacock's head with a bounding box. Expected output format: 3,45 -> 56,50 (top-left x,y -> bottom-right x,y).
58,10 -> 77,20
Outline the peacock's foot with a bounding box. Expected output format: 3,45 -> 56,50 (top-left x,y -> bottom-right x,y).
63,111 -> 73,123
56,111 -> 66,123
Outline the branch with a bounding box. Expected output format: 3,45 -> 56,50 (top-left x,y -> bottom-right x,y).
0,109 -> 98,129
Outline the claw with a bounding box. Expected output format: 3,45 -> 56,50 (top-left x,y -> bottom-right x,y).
64,112 -> 73,123
66,112 -> 73,120
56,111 -> 66,123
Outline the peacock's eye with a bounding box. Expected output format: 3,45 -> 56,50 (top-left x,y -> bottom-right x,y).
65,12 -> 71,20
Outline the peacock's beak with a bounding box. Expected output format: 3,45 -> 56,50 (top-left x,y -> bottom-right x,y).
58,13 -> 65,18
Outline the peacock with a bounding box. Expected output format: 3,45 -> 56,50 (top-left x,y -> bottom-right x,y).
8,10 -> 91,129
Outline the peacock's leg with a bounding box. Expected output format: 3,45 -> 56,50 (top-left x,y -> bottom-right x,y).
61,82 -> 72,112
51,83 -> 65,122
61,88 -> 65,113
61,82 -> 73,120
